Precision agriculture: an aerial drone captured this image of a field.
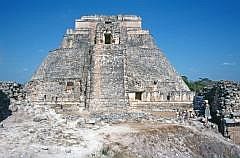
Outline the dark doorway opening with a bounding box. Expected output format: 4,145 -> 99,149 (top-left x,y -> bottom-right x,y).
104,33 -> 112,44
67,81 -> 74,86
135,92 -> 142,101
167,95 -> 170,101
66,81 -> 74,91
153,80 -> 157,85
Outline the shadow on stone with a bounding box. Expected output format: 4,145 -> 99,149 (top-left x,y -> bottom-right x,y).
0,90 -> 12,122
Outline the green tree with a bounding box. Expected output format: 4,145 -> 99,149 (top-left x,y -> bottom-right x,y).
181,76 -> 214,92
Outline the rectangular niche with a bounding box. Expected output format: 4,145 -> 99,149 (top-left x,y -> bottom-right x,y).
135,92 -> 142,101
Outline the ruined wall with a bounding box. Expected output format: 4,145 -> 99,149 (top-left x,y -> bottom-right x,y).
0,82 -> 25,101
205,81 -> 240,144
207,81 -> 240,118
227,126 -> 240,144
0,82 -> 25,121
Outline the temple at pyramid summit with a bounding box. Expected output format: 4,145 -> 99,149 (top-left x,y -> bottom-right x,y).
26,15 -> 194,113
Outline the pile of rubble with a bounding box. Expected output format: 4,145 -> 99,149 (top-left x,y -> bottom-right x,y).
208,80 -> 240,117
91,112 -> 155,124
90,123 -> 240,158
0,81 -> 25,101
1,100 -> 240,158
0,81 -> 26,121
203,80 -> 240,143
1,80 -> 240,157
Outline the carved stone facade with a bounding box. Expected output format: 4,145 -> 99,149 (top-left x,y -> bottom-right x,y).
26,15 -> 194,113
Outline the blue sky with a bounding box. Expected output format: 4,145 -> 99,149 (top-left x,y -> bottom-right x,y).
0,0 -> 240,83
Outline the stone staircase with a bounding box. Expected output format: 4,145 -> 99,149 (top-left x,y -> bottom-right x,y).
89,44 -> 128,112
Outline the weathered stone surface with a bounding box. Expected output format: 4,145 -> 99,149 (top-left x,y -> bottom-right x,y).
9,103 -> 18,112
0,82 -> 25,101
0,82 -> 26,121
33,115 -> 48,122
0,85 -> 239,158
203,80 -> 240,144
205,81 -> 240,118
89,123 -> 240,158
25,15 -> 194,114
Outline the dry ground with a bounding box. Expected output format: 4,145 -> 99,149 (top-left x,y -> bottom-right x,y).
0,105 -> 240,158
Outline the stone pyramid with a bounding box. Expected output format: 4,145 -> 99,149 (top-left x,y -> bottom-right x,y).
26,15 -> 194,112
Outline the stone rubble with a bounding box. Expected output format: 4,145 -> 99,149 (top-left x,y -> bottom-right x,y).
202,80 -> 240,144
202,80 -> 240,121
0,89 -> 240,157
0,14 -> 240,157
0,81 -> 26,121
0,81 -> 25,101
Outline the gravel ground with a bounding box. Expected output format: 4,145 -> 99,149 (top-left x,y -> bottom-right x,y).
0,104 -> 240,158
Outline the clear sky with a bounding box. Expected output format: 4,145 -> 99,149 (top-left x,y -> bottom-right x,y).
0,0 -> 240,83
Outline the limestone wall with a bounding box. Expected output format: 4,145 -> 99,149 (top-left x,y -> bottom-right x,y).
207,81 -> 240,118
204,81 -> 240,144
125,32 -> 192,104
26,79 -> 84,106
27,15 -> 193,113
128,91 -> 194,102
27,47 -> 92,107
